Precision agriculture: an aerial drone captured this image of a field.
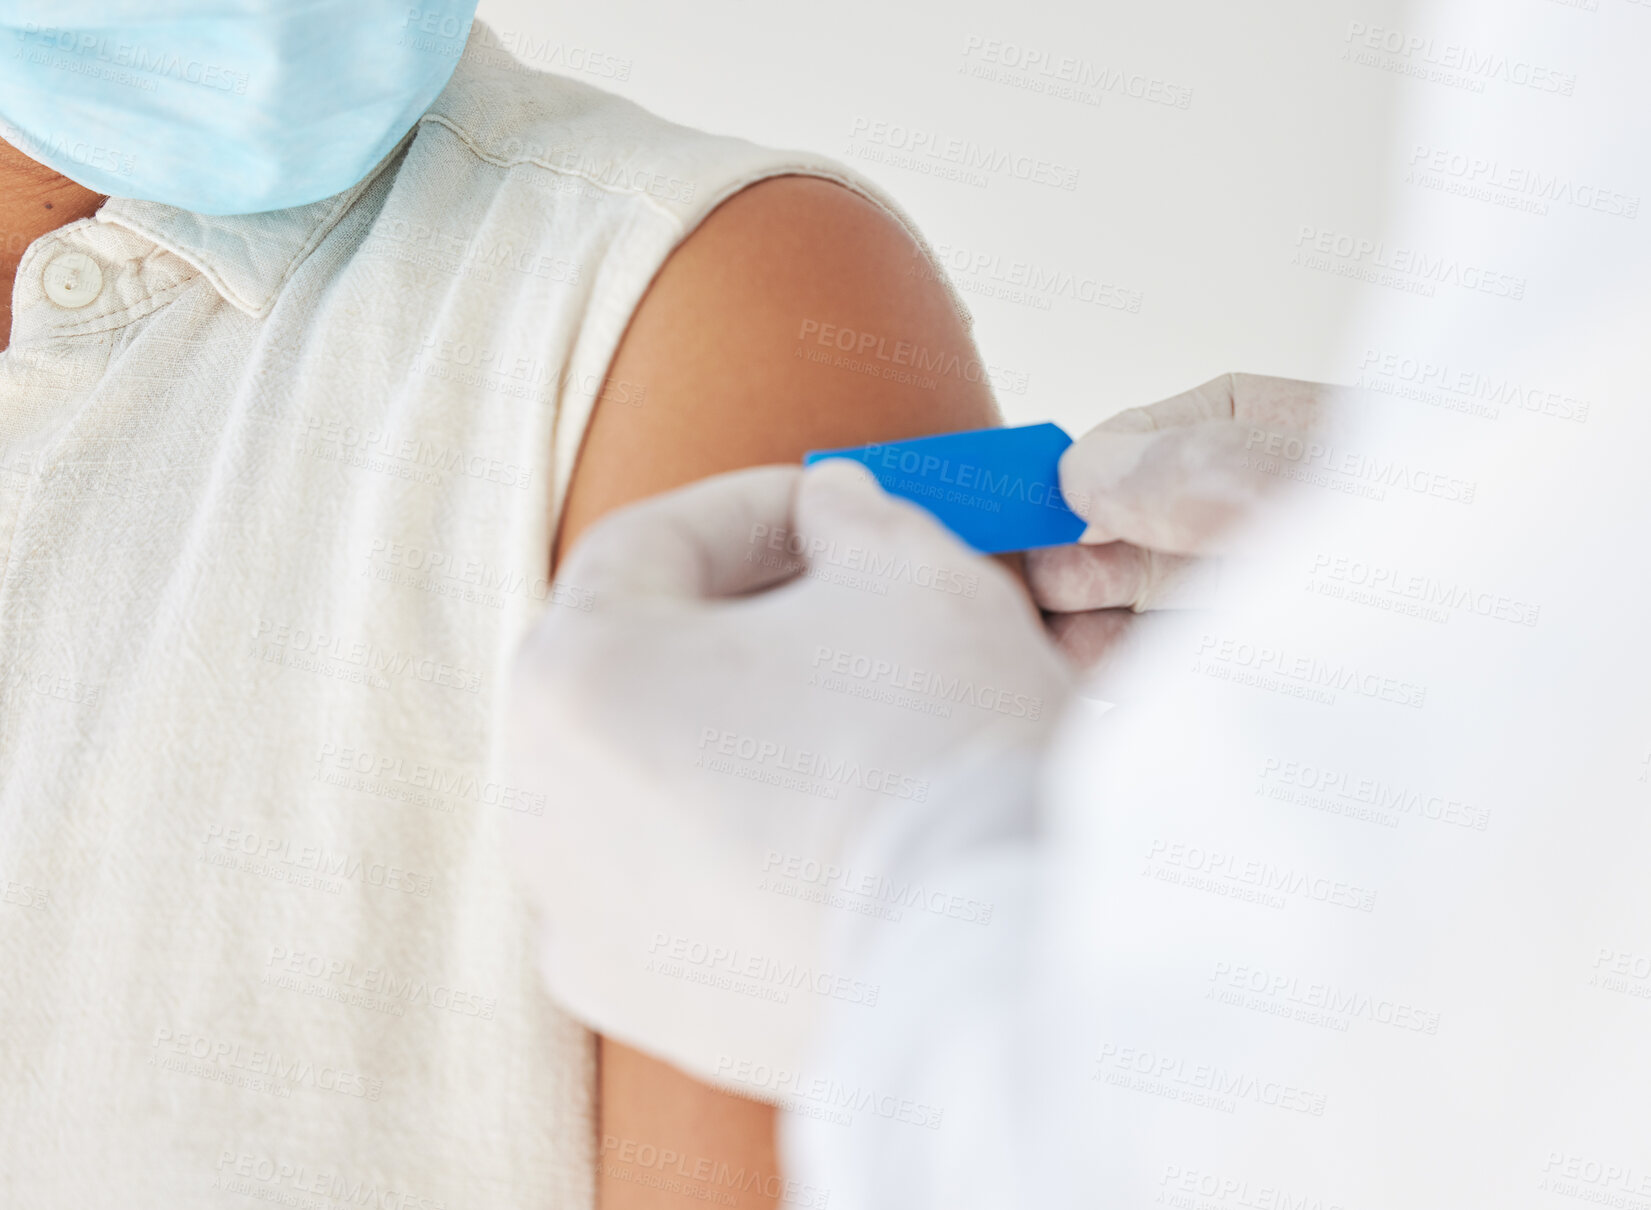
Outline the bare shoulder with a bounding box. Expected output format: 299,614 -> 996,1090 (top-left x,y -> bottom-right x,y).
554,173 -> 1001,560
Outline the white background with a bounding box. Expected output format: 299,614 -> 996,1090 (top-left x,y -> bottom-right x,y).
473,0 -> 1428,433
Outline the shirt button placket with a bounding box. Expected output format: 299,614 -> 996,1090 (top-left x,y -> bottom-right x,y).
0,243 -> 113,602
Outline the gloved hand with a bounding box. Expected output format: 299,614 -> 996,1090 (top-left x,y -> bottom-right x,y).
1026,372 -> 1338,665
503,459 -> 1072,1089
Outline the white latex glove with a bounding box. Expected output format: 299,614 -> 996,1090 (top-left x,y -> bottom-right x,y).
503,459 -> 1073,1092
1026,372 -> 1337,665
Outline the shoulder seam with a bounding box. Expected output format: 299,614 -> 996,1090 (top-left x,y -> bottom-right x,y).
416,112 -> 686,230
415,110 -> 972,328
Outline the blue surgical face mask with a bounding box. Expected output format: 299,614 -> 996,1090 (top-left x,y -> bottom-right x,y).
0,0 -> 480,215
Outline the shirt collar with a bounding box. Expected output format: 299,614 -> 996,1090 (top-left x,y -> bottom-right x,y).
93,134 -> 410,321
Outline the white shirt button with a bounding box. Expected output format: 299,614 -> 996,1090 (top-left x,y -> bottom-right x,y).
42,252 -> 104,310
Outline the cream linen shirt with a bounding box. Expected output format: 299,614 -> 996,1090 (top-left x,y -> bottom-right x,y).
0,22 -> 932,1208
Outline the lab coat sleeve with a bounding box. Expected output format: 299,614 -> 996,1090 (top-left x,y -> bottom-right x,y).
775,736 -> 1083,1210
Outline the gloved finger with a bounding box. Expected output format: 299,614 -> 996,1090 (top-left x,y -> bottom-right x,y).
1093,372 -> 1245,434
1056,368 -> 1340,541
1023,542 -> 1198,612
1228,371 -> 1333,431
1044,608 -> 1136,668
796,454 -> 1009,568
793,458 -> 1037,624
1059,420 -> 1275,553
556,464 -> 803,602
1095,371 -> 1332,436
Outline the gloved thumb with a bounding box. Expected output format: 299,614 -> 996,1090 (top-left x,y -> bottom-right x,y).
793,457 -> 981,572
556,464 -> 803,602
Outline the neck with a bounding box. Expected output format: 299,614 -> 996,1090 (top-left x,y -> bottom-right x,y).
1,138 -> 106,352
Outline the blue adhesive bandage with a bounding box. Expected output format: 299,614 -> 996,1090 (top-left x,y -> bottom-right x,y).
804,422 -> 1087,554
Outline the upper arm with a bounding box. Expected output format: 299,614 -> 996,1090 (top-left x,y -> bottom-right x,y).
554,174 -> 1000,563
555,174 -> 1003,1210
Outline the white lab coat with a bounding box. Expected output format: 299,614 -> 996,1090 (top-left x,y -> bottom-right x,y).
782,2 -> 1651,1204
